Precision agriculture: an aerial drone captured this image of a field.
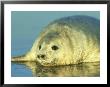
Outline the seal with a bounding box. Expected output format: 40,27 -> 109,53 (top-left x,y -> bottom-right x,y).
12,15 -> 100,66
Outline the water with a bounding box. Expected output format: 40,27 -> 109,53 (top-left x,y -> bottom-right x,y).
11,62 -> 100,77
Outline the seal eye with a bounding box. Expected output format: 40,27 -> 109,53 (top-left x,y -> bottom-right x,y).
39,45 -> 41,50
52,45 -> 59,50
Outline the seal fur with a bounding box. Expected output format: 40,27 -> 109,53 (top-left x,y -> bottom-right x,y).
12,15 -> 100,66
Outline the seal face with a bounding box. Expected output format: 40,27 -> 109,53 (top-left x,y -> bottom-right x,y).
37,32 -> 61,66
33,26 -> 74,66
12,15 -> 100,66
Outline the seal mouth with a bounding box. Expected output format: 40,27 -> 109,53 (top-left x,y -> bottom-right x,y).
36,57 -> 57,66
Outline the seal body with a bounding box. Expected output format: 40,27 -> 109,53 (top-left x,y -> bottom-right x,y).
12,15 -> 100,66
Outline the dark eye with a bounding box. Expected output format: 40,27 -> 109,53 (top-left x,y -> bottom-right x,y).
39,45 -> 41,50
51,45 -> 59,50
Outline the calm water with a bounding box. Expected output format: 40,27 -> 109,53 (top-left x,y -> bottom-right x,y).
11,62 -> 100,77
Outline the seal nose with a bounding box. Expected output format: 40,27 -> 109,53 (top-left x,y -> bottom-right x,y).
37,54 -> 46,59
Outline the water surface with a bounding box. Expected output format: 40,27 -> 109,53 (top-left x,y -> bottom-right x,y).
11,62 -> 100,77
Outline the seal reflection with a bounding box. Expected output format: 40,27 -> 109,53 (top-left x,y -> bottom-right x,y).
11,61 -> 100,77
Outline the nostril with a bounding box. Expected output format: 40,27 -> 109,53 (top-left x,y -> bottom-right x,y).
41,55 -> 45,58
37,55 -> 40,58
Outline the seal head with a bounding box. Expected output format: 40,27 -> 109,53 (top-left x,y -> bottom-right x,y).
36,30 -> 74,66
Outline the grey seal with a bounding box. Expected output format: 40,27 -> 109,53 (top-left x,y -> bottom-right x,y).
12,15 -> 100,66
